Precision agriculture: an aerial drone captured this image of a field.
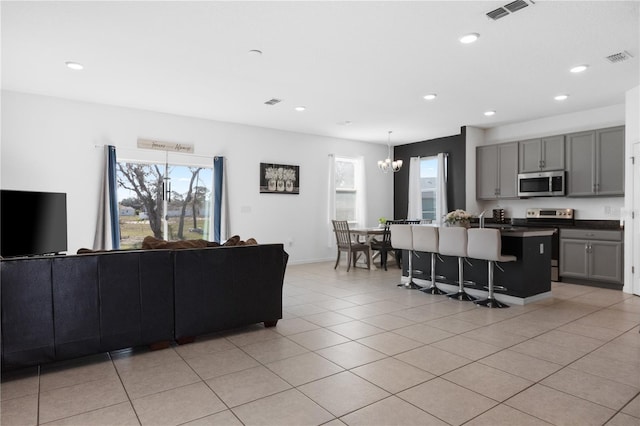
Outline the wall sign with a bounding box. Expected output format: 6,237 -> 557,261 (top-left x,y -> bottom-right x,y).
137,138 -> 194,153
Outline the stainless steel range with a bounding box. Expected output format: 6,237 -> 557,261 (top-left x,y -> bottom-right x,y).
525,208 -> 574,281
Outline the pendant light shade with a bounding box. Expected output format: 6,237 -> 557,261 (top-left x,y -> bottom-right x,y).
378,131 -> 403,173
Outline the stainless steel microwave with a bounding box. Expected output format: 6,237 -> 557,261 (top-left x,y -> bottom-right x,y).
517,170 -> 565,197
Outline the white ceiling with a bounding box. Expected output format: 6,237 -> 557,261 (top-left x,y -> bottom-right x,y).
2,1 -> 639,144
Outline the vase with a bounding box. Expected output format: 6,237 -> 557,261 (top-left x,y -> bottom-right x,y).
448,221 -> 470,228
285,180 -> 294,192
277,180 -> 285,191
268,179 -> 276,191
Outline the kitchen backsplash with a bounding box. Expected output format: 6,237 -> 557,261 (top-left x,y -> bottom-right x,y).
478,197 -> 624,221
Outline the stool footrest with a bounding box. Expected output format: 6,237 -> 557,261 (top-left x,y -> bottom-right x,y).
447,291 -> 477,302
475,298 -> 509,308
420,285 -> 447,295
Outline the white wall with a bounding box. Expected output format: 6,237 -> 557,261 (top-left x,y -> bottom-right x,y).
477,104 -> 627,221
1,91 -> 393,263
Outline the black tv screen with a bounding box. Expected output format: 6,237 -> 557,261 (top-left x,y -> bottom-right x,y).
0,190 -> 68,257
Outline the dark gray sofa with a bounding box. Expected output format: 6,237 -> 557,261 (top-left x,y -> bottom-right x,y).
1,244 -> 287,371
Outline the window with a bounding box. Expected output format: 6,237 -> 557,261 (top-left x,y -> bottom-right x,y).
334,157 -> 357,222
420,156 -> 438,221
116,160 -> 213,249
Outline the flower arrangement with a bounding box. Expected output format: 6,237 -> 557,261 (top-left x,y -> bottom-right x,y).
265,167 -> 278,180
282,168 -> 296,182
444,209 -> 473,226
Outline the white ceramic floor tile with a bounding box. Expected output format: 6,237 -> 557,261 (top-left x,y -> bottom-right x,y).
316,341 -> 387,369
132,382 -> 226,426
266,352 -> 344,386
232,388 -> 334,426
38,377 -> 128,424
241,336 -> 309,364
397,377 -> 497,426
505,384 -> 616,426
186,348 -> 260,380
118,359 -> 201,399
181,410 -> 243,426
0,393 -> 38,426
298,371 -> 390,417
351,357 -> 434,393
42,401 -> 139,426
287,328 -> 350,351
206,365 -> 291,407
340,395 -> 447,426
356,331 -> 423,356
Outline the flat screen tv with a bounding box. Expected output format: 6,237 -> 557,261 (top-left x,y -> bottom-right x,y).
0,189 -> 68,257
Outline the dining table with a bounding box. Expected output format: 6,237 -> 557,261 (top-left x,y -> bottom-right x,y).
350,227 -> 386,270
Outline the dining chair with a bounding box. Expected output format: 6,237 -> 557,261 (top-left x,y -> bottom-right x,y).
371,220 -> 402,271
332,220 -> 370,271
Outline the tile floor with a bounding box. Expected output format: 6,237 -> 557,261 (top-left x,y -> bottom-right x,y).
1,261 -> 639,426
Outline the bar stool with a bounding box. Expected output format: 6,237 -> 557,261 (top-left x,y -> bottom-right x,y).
467,228 -> 516,308
390,224 -> 421,289
411,225 -> 446,295
438,226 -> 476,301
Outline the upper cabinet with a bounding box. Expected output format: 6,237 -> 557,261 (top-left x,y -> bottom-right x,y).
476,142 -> 518,200
518,135 -> 565,173
566,126 -> 625,197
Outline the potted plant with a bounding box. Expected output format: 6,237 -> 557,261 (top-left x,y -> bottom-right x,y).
378,217 -> 387,228
444,209 -> 473,228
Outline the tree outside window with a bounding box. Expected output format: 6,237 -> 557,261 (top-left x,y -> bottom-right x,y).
116,161 -> 213,249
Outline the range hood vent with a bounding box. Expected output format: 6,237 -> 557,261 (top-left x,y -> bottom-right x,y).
487,0 -> 533,20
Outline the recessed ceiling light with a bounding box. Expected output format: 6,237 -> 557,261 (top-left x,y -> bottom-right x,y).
65,61 -> 84,70
294,106 -> 306,112
459,33 -> 480,44
484,110 -> 496,116
337,120 -> 353,126
570,64 -> 588,73
554,94 -> 569,101
423,93 -> 437,101
248,49 -> 262,56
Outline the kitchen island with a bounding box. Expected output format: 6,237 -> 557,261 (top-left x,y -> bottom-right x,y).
403,225 -> 556,305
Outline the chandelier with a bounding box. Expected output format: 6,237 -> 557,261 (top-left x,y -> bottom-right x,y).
377,131 -> 403,173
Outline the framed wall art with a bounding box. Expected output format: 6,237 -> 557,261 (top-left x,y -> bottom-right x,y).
260,163 -> 300,194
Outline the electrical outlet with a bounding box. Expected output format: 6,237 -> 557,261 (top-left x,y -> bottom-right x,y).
604,205 -> 611,215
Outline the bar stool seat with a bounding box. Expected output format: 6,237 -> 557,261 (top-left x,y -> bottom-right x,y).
390,224 -> 421,289
467,228 -> 516,308
411,225 -> 446,295
438,226 -> 476,301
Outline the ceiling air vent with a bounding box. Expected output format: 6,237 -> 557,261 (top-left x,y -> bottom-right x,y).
504,0 -> 529,13
264,98 -> 282,106
606,50 -> 633,63
487,0 -> 533,20
487,7 -> 509,20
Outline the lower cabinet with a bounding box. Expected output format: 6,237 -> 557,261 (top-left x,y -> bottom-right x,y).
560,229 -> 623,284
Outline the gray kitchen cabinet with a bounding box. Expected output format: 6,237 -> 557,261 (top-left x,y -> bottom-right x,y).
518,135 -> 565,173
560,229 -> 623,284
476,142 -> 518,200
566,126 -> 624,197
